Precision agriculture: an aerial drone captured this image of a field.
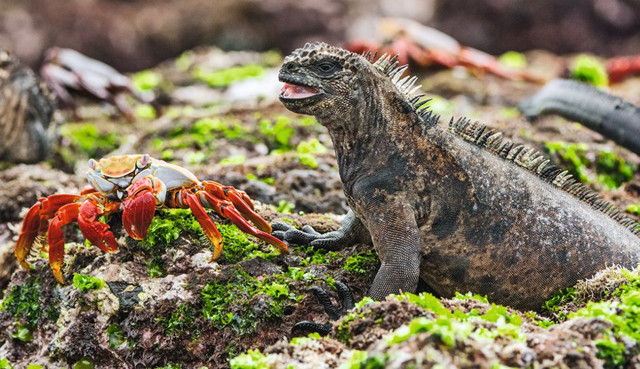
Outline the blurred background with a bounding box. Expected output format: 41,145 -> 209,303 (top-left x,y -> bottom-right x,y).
2,0 -> 640,72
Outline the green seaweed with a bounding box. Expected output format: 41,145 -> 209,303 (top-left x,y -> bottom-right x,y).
259,115 -> 295,152
154,365 -> 183,369
229,349 -> 270,369
386,316 -> 473,347
73,358 -> 94,369
106,324 -> 126,348
147,258 -> 166,278
545,142 -> 635,189
627,204 -> 640,217
141,209 -> 203,250
275,200 -> 294,214
296,138 -> 328,168
571,54 -> 609,86
72,274 -> 105,291
217,222 -> 262,264
59,123 -> 122,159
1,278 -> 42,334
343,250 -> 379,275
219,154 -> 246,166
339,350 -> 387,369
158,303 -> 198,337
134,104 -> 157,120
12,322 -> 33,342
0,359 -> 13,369
542,286 -> 577,319
132,70 -> 162,91
194,65 -> 265,87
596,150 -> 636,190
201,268 -> 301,335
498,51 -> 527,69
545,141 -> 590,183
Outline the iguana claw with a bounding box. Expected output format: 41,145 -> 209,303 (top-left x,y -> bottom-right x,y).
292,281 -> 355,336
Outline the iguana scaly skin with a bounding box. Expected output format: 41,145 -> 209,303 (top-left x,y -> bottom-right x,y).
273,42 -> 640,310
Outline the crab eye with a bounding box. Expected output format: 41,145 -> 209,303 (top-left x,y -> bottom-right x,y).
88,159 -> 98,170
137,154 -> 151,168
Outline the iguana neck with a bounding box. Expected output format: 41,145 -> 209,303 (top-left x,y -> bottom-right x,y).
317,85 -> 426,185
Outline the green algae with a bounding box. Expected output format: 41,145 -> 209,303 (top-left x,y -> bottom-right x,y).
131,70 -> 162,91
106,324 -> 126,348
72,274 -> 105,291
498,51 -> 527,69
201,268 -> 302,335
229,349 -> 270,369
571,54 -> 609,86
141,209 -> 203,250
59,122 -> 122,159
158,303 -> 197,337
259,115 -> 295,152
545,141 -> 636,189
343,250 -> 378,275
296,138 -> 328,168
72,358 -> 94,369
194,65 -> 265,87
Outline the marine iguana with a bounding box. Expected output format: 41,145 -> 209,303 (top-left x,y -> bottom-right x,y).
272,42 -> 640,311
519,79 -> 640,155
0,50 -> 55,163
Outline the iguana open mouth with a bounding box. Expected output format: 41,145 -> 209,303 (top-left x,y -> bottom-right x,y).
279,83 -> 322,99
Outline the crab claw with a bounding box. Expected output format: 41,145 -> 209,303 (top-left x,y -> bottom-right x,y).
122,176 -> 163,239
77,199 -> 119,253
199,191 -> 289,254
202,181 -> 271,233
47,203 -> 82,284
15,194 -> 81,270
182,189 -> 224,259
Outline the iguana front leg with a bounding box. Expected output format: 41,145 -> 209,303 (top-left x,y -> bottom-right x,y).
364,202 -> 422,300
272,210 -> 371,250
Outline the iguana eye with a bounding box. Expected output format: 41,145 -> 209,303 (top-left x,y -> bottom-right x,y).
318,62 -> 334,72
315,60 -> 340,76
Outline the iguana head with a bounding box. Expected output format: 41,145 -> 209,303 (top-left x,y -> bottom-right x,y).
278,42 -> 371,119
279,43 -> 429,130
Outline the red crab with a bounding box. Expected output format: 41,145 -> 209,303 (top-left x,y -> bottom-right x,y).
345,17 -> 542,83
40,48 -> 153,121
606,55 -> 640,84
15,154 -> 288,283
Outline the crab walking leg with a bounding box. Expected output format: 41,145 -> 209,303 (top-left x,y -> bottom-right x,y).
199,191 -> 289,253
202,182 -> 256,210
47,203 -> 81,283
202,181 -> 271,233
77,199 -> 120,253
122,176 -> 164,239
15,194 -> 82,270
180,189 -> 224,259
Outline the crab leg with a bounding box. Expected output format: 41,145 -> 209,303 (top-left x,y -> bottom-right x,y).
47,203 -> 82,284
15,194 -> 82,270
122,176 -> 163,239
77,198 -> 119,253
180,189 -> 224,259
199,191 -> 289,253
202,181 -> 272,233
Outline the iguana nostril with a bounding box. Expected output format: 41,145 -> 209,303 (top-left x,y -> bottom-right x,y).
285,62 -> 297,72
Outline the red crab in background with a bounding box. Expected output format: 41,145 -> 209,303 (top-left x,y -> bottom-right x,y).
606,55 -> 640,83
40,48 -> 154,121
345,17 -> 543,83
15,154 -> 288,283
